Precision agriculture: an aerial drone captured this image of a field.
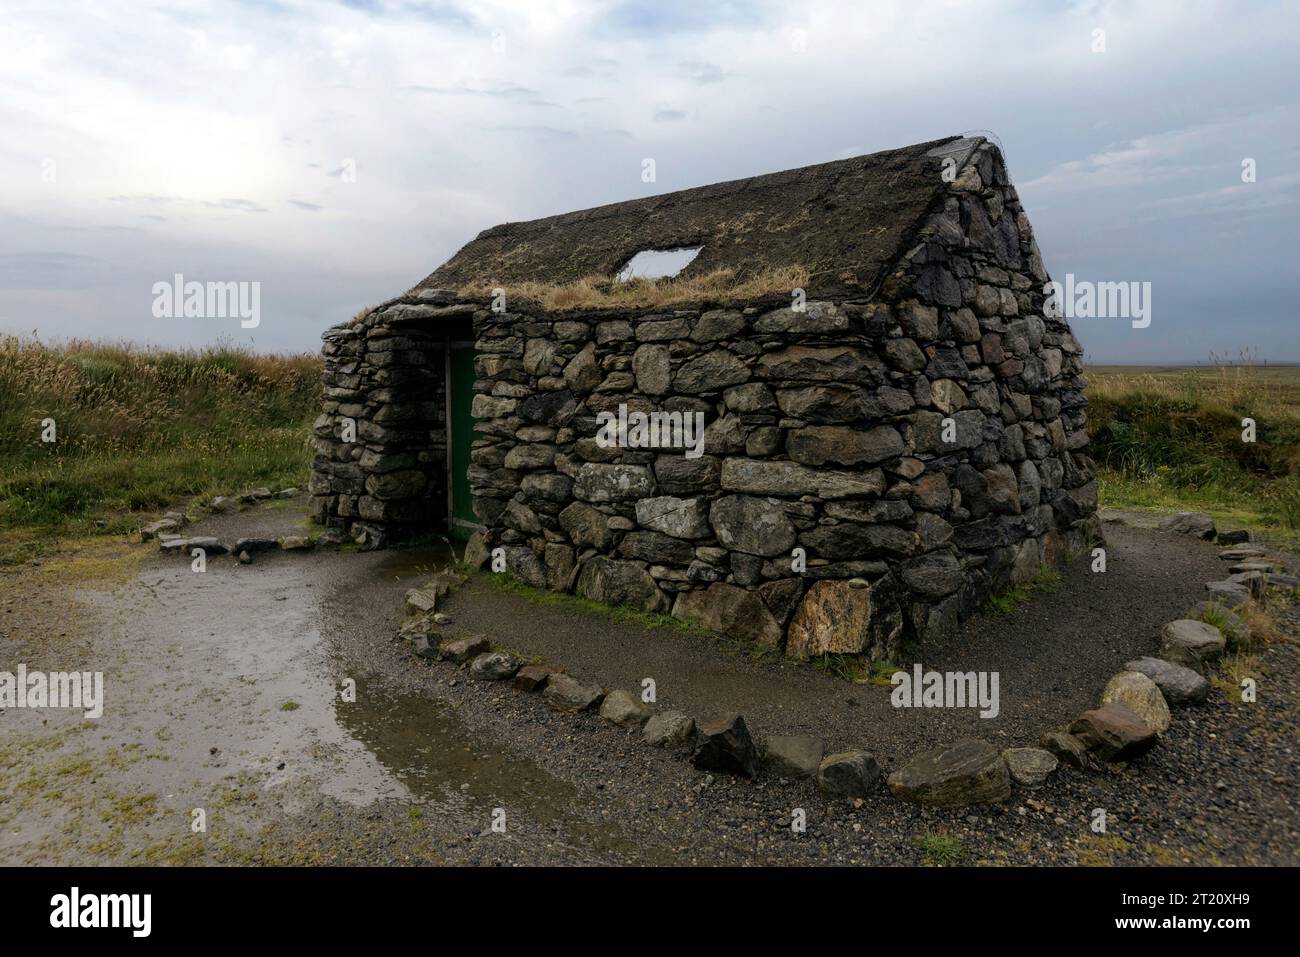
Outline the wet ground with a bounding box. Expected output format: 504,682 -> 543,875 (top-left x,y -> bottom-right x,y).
1,497 -> 1297,866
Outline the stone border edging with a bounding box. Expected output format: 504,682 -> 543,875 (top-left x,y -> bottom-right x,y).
396,518 -> 1292,810
140,486 -> 344,562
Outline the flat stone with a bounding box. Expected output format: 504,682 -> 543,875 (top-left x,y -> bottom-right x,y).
1160,619 -> 1226,663
503,443 -> 557,471
671,582 -> 783,648
573,463 -> 654,503
692,714 -> 760,779
279,536 -> 314,551
184,536 -> 230,555
708,495 -> 796,557
1002,747 -> 1058,786
513,664 -> 563,692
576,557 -> 670,614
753,302 -> 846,334
139,519 -> 180,542
762,735 -> 825,780
543,673 -> 605,714
720,458 -> 884,500
1039,731 -> 1088,769
635,496 -> 710,539
786,425 -> 903,467
599,689 -> 653,729
438,635 -> 491,664
1227,570 -> 1269,597
786,578 -> 904,660
558,501 -> 613,550
619,531 -> 693,565
642,711 -> 696,748
817,750 -> 881,798
234,537 -> 279,553
1101,671 -> 1171,733
469,652 -> 520,681
399,614 -> 436,641
405,587 -> 441,615
1158,512 -> 1216,540
1203,581 -> 1251,610
887,738 -> 1011,807
1216,529 -> 1250,545
503,545 -> 547,589
411,635 -> 439,659
899,552 -> 963,598
1123,656 -> 1210,707
674,349 -> 750,393
693,309 -> 747,340
1230,561 -> 1277,574
1068,703 -> 1158,762
1219,546 -> 1266,561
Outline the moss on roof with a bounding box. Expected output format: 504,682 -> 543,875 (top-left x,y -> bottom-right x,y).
416,135 -> 983,299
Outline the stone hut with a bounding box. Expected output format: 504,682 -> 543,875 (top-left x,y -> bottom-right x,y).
311,134 -> 1099,660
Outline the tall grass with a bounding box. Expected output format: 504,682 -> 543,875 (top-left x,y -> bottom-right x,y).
0,336 -> 320,563
1087,354 -> 1300,535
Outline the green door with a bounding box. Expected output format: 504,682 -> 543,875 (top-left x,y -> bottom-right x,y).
447,342 -> 480,542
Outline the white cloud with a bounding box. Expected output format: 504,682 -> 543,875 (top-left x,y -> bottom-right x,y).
0,0 -> 1297,361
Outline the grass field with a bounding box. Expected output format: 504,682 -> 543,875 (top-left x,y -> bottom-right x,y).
2,336 -> 1297,567
0,336 -> 320,565
1086,358 -> 1300,541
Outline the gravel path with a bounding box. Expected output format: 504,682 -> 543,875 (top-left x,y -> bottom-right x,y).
430,521 -> 1228,764
2,501 -> 1295,866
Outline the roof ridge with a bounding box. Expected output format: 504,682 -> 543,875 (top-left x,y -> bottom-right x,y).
478,134 -> 970,240
417,134 -> 993,298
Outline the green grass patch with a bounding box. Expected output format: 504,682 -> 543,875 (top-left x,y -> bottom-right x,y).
982,563 -> 1062,616
1088,361 -> 1300,541
916,831 -> 965,866
479,570 -> 782,661
0,336 -> 320,565
482,570 -> 708,636
810,653 -> 866,682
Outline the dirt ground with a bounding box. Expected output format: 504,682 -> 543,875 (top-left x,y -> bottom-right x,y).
1,498 -> 1297,866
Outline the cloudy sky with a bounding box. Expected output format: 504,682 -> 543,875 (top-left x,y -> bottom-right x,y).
1,0 -> 1296,363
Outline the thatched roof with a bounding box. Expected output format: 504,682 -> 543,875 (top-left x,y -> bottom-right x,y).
415,135 -> 985,299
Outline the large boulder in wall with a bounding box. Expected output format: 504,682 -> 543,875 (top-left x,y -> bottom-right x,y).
576,557 -> 670,614
672,582 -> 783,648
786,577 -> 904,660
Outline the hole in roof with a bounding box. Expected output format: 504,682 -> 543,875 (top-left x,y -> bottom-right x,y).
615,246 -> 703,282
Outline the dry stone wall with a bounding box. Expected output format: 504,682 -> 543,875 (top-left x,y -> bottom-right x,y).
311,310 -> 455,548
312,141 -> 1100,658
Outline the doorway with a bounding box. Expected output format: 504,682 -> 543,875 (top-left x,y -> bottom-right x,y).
446,340 -> 480,542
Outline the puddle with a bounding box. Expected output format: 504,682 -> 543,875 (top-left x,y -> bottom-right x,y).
10,537 -> 654,862
335,677 -> 656,860
370,544 -> 457,581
